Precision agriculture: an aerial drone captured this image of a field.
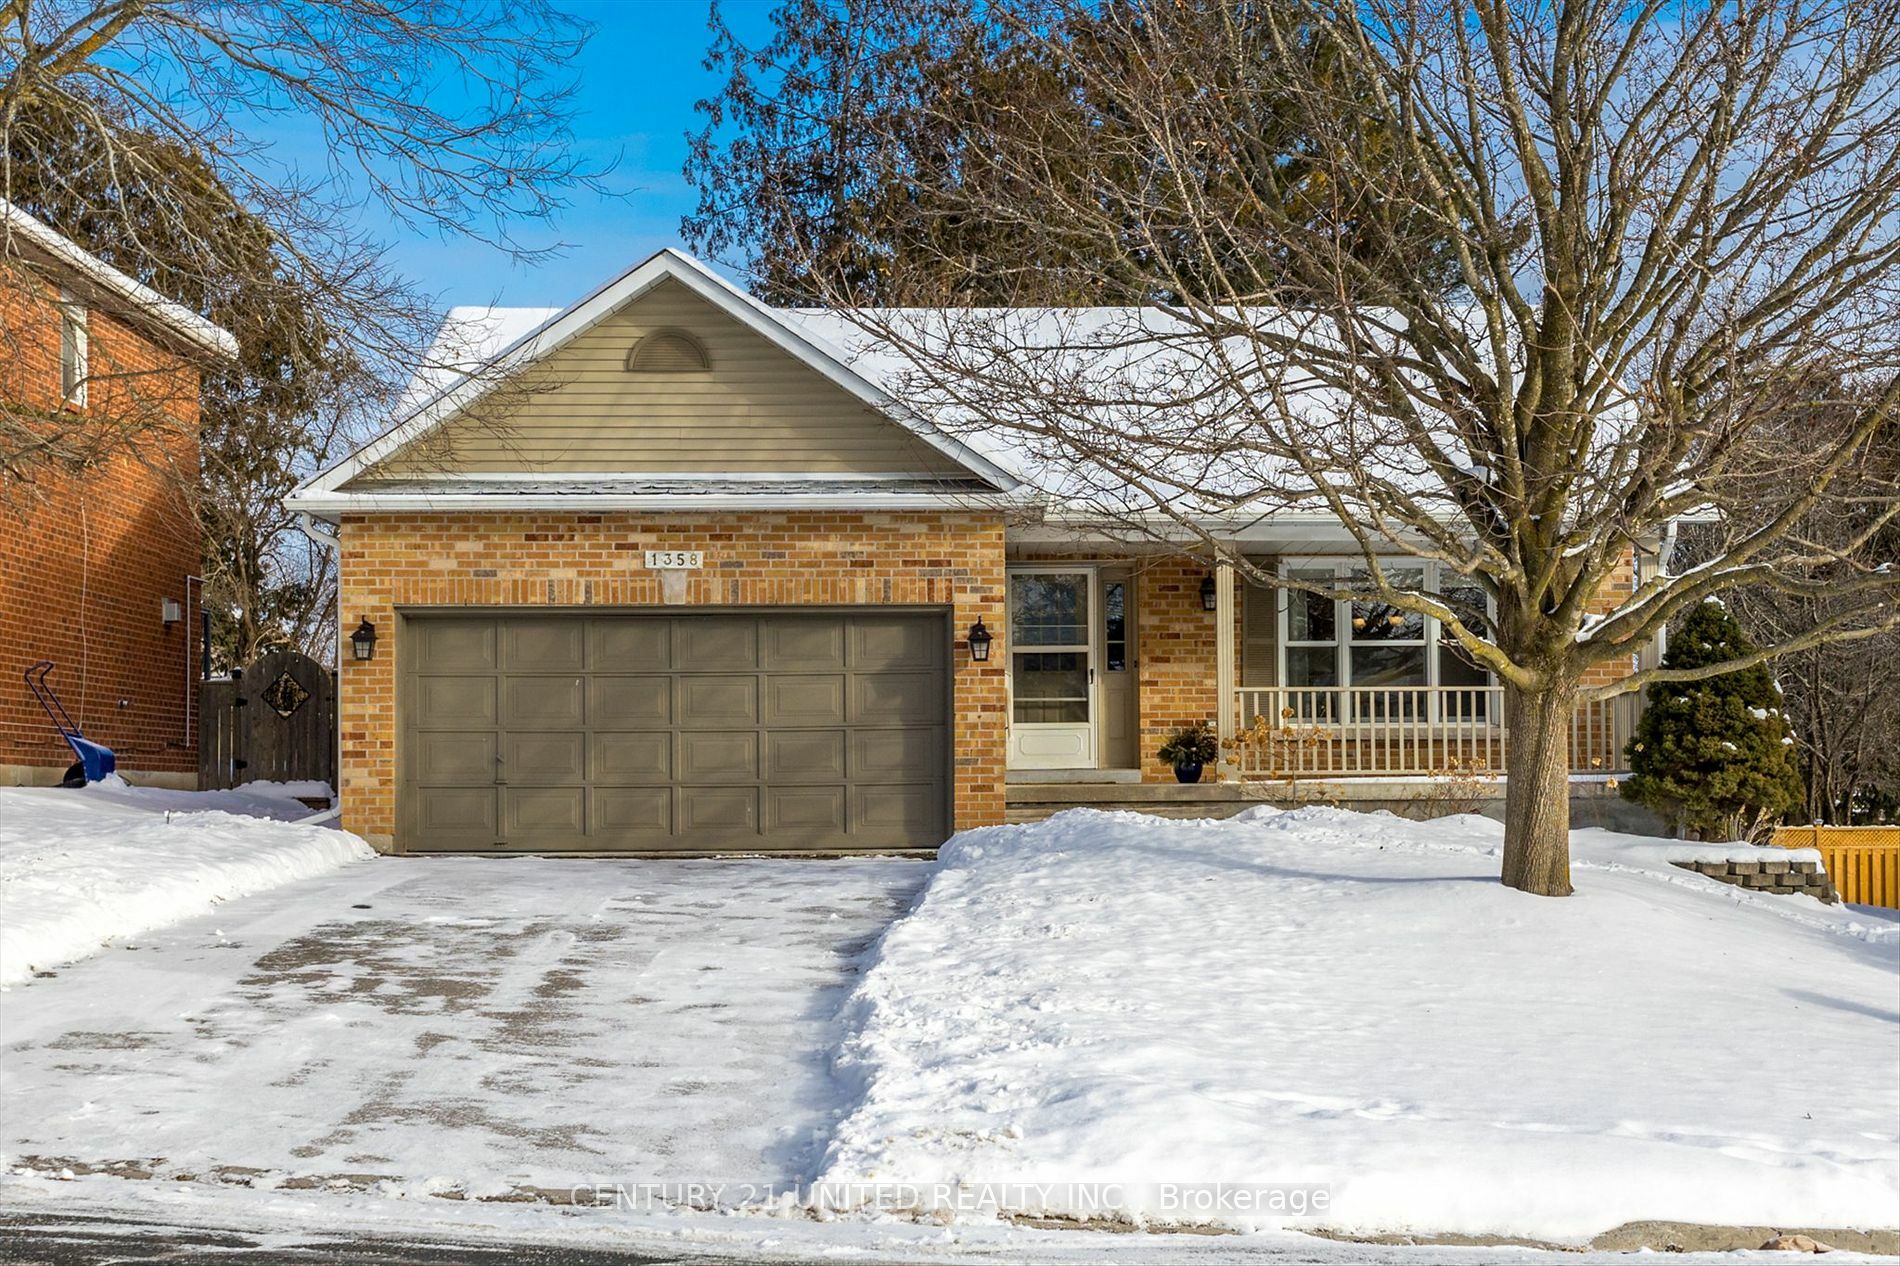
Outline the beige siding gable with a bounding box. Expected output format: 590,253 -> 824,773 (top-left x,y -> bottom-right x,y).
353,279 -> 976,483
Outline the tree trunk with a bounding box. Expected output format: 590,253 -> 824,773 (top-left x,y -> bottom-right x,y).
1501,679 -> 1576,896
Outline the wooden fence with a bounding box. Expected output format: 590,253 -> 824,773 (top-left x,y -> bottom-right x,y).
198,649 -> 336,792
1773,825 -> 1900,909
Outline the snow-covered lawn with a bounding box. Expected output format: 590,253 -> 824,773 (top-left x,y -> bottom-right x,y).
0,778 -> 372,986
818,807 -> 1900,1242
2,794 -> 1894,1256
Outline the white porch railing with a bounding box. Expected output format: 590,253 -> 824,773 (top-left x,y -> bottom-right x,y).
1231,686 -> 1641,779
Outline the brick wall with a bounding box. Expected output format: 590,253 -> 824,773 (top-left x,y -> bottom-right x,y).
1136,557 -> 1222,781
1580,548 -> 1639,688
1,270 -> 203,781
336,510 -> 1008,848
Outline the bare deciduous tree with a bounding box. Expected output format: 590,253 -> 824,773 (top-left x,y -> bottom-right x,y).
744,0 -> 1899,894
1696,406 -> 1900,824
1,0 -> 606,480
1753,610 -> 1900,823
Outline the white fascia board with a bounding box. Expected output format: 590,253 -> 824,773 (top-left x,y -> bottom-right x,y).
397,470 -> 970,483
292,249 -> 1020,502
1030,506 -> 1389,531
1010,515 -> 1375,548
284,490 -> 1027,519
1026,504 -> 1717,548
2,198 -> 238,362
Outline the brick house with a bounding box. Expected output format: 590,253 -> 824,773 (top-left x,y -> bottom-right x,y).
288,250 -> 1658,854
2,200 -> 238,787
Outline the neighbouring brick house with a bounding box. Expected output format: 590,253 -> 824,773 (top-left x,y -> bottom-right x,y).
288,250 -> 1660,855
2,200 -> 238,787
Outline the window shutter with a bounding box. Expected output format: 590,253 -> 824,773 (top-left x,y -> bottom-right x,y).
1241,557 -> 1277,687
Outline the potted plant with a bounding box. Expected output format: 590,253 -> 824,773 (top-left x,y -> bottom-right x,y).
1157,721 -> 1219,784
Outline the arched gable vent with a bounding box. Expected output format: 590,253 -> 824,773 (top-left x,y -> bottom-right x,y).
626,329 -> 711,373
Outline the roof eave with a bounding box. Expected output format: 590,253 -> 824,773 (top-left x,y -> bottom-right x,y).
1028,502 -> 1724,540
1,199 -> 238,362
284,489 -> 1029,521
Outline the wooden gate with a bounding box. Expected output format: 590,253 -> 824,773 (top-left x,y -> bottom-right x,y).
198,649 -> 336,791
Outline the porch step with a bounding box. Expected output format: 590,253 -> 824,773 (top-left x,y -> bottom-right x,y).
1005,781 -> 1286,824
1005,768 -> 1144,785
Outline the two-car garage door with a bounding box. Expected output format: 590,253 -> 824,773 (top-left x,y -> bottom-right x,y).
400,611 -> 949,854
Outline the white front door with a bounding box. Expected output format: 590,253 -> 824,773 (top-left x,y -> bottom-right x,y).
1007,569 -> 1096,769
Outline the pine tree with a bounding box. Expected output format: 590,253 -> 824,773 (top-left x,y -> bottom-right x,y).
1623,601 -> 1806,840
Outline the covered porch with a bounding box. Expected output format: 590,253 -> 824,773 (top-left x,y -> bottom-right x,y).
1229,684 -> 1642,780
1001,529 -> 1649,791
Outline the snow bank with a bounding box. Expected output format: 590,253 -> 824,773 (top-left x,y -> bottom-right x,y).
0,781 -> 373,986
819,807 -> 1899,1241
60,774 -> 335,823
1661,841 -> 1822,865
232,778 -> 335,802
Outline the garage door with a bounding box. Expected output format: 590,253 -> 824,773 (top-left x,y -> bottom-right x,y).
400,611 -> 949,854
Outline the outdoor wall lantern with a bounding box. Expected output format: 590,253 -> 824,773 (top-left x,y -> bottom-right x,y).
967,618 -> 994,662
1200,573 -> 1218,611
350,618 -> 378,662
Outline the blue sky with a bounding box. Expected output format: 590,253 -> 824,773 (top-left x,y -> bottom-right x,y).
373,1 -> 776,309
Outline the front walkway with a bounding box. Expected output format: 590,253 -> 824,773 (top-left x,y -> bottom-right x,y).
0,855 -> 927,1201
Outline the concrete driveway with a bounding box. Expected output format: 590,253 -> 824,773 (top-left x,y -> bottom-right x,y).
0,855 -> 928,1205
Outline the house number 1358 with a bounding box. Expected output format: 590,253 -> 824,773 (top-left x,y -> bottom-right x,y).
644,550 -> 704,569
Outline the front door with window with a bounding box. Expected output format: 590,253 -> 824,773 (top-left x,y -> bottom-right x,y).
1008,570 -> 1095,768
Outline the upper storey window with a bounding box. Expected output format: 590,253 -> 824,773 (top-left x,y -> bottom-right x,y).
59,288 -> 88,406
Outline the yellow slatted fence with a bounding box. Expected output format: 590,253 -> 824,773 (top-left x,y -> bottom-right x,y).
1773,825 -> 1900,909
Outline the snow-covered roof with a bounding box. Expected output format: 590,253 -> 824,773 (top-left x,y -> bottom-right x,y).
781,305 -> 1673,531
0,198 -> 238,362
779,305 -> 1465,514
291,249 -> 1656,530
394,304 -> 561,418
353,297 -> 1354,512
377,299 -> 1264,501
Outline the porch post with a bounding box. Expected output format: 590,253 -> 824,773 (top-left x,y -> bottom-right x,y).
1214,559 -> 1237,780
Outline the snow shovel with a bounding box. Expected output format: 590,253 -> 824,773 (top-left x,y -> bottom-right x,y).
23,661 -> 116,786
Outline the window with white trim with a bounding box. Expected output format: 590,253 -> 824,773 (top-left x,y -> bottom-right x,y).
58,289 -> 88,407
1283,565 -> 1340,689
1279,560 -> 1496,720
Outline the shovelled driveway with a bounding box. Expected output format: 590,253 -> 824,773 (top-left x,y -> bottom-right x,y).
0,855 -> 929,1204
